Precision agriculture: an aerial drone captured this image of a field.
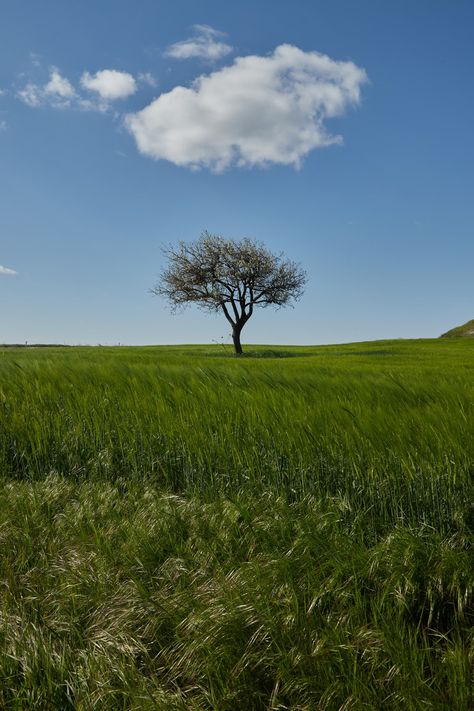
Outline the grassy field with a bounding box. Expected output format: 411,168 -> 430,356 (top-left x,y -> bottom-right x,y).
0,339 -> 472,709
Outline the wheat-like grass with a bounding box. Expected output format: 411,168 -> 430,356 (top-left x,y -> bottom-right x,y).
0,340 -> 472,708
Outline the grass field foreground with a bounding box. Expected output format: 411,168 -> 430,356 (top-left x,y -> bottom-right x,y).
0,339 -> 472,708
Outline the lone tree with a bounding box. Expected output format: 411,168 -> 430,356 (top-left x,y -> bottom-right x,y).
153,232 -> 307,354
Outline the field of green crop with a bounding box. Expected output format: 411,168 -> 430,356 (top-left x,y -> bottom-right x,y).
0,339 -> 472,709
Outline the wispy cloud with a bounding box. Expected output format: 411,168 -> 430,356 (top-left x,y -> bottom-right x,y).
138,72 -> 157,88
45,69 -> 75,99
126,44 -> 367,171
17,67 -> 77,108
17,82 -> 43,107
0,265 -> 17,275
0,120 -> 7,132
30,52 -> 41,68
165,24 -> 233,61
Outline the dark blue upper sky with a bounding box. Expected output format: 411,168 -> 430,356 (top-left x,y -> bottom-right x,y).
1,0 -> 473,344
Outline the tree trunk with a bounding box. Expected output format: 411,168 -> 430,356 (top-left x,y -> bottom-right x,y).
232,326 -> 243,355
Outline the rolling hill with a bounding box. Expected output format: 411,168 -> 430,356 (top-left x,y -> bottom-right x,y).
440,319 -> 474,338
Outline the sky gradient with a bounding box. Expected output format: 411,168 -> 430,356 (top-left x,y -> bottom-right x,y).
1,0 -> 473,345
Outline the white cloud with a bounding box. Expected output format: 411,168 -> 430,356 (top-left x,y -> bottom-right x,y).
45,68 -> 75,99
80,70 -> 137,100
17,66 -> 137,111
0,265 -> 17,275
0,120 -> 7,132
17,68 -> 75,108
165,24 -> 232,61
126,44 -> 367,171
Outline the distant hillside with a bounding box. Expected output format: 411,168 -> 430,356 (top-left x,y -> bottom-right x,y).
440,319 -> 474,338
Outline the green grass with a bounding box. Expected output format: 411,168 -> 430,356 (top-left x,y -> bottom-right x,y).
0,339 -> 472,708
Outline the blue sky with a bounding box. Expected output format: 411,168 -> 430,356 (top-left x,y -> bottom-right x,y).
1,0 -> 473,345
